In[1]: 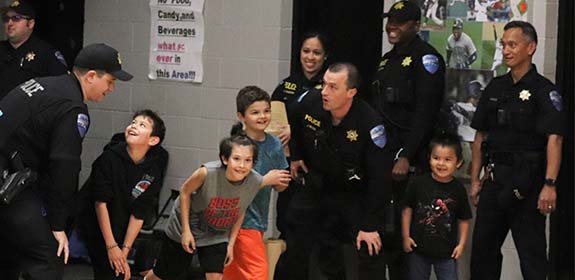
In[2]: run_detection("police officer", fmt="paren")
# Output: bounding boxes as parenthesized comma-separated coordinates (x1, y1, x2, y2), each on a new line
(469, 21, 564, 280)
(290, 62, 390, 279)
(271, 31, 329, 280)
(0, 43, 132, 280)
(370, 1, 445, 279)
(0, 0, 68, 99)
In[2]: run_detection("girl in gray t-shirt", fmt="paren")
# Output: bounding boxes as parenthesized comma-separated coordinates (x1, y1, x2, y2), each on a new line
(146, 134, 290, 280)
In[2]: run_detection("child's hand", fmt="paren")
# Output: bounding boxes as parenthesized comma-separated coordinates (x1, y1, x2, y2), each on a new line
(224, 243, 234, 266)
(451, 244, 465, 259)
(107, 245, 130, 278)
(263, 169, 291, 188)
(181, 230, 196, 254)
(402, 236, 417, 253)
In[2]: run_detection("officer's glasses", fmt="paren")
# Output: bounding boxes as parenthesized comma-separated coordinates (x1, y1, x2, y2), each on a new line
(2, 14, 31, 23)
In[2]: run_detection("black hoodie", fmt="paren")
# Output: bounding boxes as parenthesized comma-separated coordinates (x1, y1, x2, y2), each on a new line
(77, 135, 168, 243)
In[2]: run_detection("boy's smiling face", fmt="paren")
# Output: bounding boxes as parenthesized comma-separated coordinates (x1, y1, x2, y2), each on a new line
(429, 145, 462, 183)
(222, 144, 254, 182)
(237, 100, 271, 135)
(125, 115, 159, 147)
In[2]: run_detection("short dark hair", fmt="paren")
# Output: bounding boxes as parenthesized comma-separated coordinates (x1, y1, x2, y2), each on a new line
(504, 21, 538, 44)
(218, 134, 258, 167)
(300, 31, 330, 57)
(236, 86, 270, 114)
(429, 130, 463, 161)
(133, 109, 166, 144)
(72, 66, 106, 77)
(327, 62, 361, 90)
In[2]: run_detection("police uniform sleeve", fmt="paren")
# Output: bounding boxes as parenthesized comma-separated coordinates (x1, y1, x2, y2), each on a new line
(46, 48, 69, 76)
(287, 91, 309, 162)
(271, 80, 286, 101)
(402, 52, 446, 160)
(361, 115, 393, 231)
(535, 85, 565, 136)
(46, 108, 88, 231)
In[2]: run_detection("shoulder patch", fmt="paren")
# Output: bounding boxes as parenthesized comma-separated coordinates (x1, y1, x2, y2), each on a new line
(549, 90, 562, 111)
(54, 51, 67, 66)
(370, 124, 387, 148)
(422, 54, 439, 74)
(77, 113, 90, 138)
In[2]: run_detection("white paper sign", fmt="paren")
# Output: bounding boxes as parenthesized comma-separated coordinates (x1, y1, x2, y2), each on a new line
(149, 0, 205, 83)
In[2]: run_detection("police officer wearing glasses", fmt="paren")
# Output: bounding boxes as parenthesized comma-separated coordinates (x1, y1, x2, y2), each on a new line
(469, 21, 565, 280)
(0, 43, 132, 280)
(0, 0, 68, 99)
(370, 1, 445, 279)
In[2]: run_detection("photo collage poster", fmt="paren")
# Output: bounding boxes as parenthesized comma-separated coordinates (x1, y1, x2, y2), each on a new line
(412, 0, 530, 178)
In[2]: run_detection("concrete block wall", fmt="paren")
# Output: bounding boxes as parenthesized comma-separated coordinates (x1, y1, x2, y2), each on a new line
(81, 0, 293, 237)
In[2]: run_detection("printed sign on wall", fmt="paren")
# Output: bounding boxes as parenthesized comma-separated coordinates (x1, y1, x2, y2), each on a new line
(149, 0, 205, 83)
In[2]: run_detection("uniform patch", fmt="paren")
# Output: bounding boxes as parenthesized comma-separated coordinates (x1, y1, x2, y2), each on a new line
(422, 54, 439, 74)
(370, 125, 387, 148)
(549, 90, 562, 111)
(77, 113, 90, 138)
(54, 51, 67, 66)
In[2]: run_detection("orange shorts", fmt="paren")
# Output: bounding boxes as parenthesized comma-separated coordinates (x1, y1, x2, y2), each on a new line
(223, 228, 268, 280)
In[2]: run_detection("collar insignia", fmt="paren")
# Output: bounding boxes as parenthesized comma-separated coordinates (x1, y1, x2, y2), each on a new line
(346, 130, 358, 142)
(25, 51, 35, 62)
(402, 56, 412, 67)
(519, 89, 531, 101)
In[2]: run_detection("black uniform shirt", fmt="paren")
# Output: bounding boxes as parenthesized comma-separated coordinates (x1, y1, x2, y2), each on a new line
(371, 36, 445, 162)
(0, 35, 68, 100)
(0, 74, 89, 231)
(471, 65, 565, 151)
(271, 71, 324, 119)
(290, 91, 390, 231)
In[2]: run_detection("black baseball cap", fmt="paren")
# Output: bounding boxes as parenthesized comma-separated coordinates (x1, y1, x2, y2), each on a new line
(74, 43, 133, 81)
(383, 1, 421, 23)
(3, 0, 36, 18)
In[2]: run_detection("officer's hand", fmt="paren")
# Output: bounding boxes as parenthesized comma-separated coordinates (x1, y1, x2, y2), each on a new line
(537, 185, 557, 215)
(392, 157, 410, 181)
(470, 179, 482, 207)
(277, 124, 291, 146)
(356, 230, 382, 256)
(290, 160, 308, 178)
(51, 231, 69, 264)
(402, 236, 417, 253)
(181, 230, 196, 254)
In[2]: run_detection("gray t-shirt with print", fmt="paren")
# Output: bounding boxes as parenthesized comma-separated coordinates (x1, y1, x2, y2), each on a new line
(164, 161, 263, 247)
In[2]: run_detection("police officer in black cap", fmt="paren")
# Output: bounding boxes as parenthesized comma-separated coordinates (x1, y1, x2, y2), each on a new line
(370, 1, 446, 278)
(290, 62, 390, 279)
(0, 0, 68, 100)
(469, 21, 565, 280)
(0, 43, 132, 280)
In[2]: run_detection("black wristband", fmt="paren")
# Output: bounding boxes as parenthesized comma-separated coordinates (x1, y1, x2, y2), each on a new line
(544, 178, 556, 187)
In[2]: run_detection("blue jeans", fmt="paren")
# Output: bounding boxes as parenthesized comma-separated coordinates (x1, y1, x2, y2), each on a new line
(407, 252, 457, 280)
